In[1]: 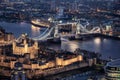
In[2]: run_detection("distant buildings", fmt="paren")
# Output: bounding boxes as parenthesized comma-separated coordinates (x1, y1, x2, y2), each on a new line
(0, 0, 9, 3)
(50, 0, 56, 11)
(72, 0, 79, 12)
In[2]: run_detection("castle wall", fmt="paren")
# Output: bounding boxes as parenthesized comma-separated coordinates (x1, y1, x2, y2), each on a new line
(38, 62, 55, 70)
(0, 54, 83, 70)
(0, 33, 14, 42)
(10, 61, 17, 69)
(58, 55, 83, 66)
(0, 62, 10, 68)
(0, 55, 16, 61)
(5, 34, 14, 41)
(23, 64, 31, 69)
(63, 57, 79, 66)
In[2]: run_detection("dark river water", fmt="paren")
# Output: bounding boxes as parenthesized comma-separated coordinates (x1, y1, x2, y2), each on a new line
(0, 22, 120, 60)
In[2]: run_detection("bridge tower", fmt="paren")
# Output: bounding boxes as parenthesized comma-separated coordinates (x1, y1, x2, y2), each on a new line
(54, 24, 59, 38)
(76, 23, 81, 35)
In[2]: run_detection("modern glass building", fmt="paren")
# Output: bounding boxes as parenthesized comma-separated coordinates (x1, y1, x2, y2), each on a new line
(105, 59, 120, 80)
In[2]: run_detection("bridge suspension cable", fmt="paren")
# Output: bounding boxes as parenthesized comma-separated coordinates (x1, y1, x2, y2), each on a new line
(32, 25, 56, 40)
(76, 21, 101, 34)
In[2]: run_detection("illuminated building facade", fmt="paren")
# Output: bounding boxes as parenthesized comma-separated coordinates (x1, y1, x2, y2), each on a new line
(105, 59, 120, 80)
(12, 34, 39, 59)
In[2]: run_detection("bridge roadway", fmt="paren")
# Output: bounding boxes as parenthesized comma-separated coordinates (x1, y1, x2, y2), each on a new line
(36, 32, 120, 42)
(39, 33, 101, 41)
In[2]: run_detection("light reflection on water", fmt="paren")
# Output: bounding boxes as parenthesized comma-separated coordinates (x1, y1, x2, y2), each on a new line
(0, 22, 120, 60)
(62, 41, 80, 52)
(31, 25, 41, 38)
(60, 38, 120, 60)
(0, 22, 41, 38)
(94, 38, 101, 45)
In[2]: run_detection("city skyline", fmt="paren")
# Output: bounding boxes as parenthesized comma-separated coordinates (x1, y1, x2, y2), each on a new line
(0, 0, 119, 80)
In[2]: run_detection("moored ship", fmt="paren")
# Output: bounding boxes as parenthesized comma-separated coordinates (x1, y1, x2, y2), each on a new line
(31, 19, 51, 28)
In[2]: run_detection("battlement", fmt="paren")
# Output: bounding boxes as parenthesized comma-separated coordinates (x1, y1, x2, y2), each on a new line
(13, 34, 38, 59)
(0, 54, 83, 70)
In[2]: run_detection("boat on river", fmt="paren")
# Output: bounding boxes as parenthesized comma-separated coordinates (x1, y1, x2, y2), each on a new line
(31, 19, 51, 28)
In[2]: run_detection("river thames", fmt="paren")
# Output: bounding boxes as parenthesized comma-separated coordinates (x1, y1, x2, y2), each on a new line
(0, 21, 120, 60)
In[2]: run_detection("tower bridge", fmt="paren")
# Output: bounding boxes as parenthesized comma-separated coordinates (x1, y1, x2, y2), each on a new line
(31, 21, 102, 41)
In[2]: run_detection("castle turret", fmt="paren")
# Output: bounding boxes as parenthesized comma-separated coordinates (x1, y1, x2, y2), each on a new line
(23, 39, 27, 45)
(13, 41, 16, 53)
(12, 34, 39, 59)
(24, 43, 28, 53)
(77, 55, 83, 61)
(56, 57, 63, 66)
(34, 40, 38, 49)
